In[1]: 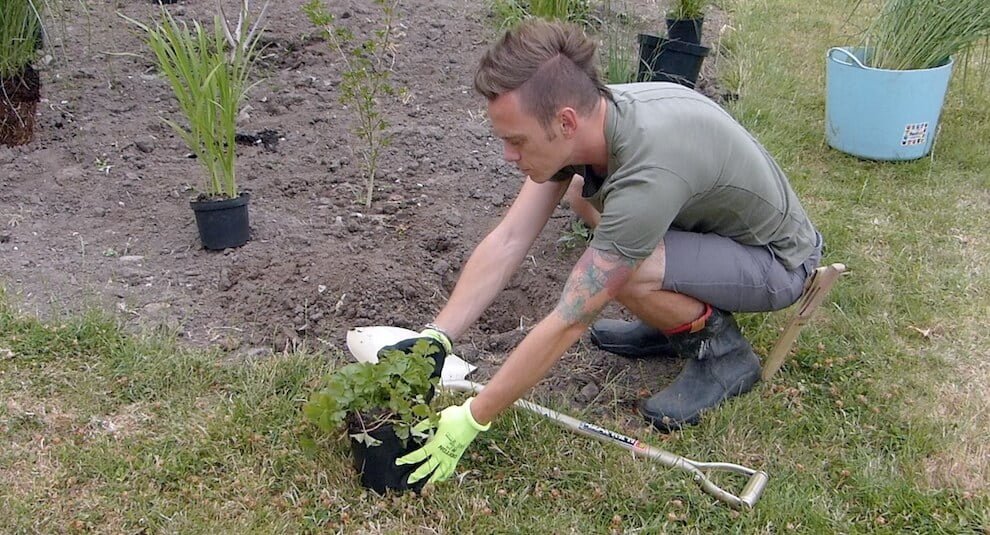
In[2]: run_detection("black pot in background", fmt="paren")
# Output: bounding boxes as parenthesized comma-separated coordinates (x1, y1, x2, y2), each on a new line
(665, 17, 705, 45)
(637, 34, 710, 89)
(350, 421, 428, 495)
(0, 66, 41, 147)
(190, 192, 250, 250)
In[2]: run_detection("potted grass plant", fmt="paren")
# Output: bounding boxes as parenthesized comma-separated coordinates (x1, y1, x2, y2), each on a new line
(826, 0, 990, 160)
(125, 1, 267, 249)
(637, 0, 710, 87)
(665, 0, 707, 45)
(303, 339, 444, 494)
(1, 0, 43, 147)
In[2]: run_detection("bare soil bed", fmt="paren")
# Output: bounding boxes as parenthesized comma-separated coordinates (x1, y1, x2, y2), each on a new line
(0, 0, 728, 416)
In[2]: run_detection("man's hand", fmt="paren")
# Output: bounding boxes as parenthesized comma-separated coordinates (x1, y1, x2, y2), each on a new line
(397, 398, 490, 484)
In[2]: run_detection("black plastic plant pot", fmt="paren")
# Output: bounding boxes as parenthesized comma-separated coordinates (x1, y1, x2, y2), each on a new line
(350, 422, 428, 495)
(190, 192, 250, 250)
(637, 34, 710, 89)
(0, 66, 41, 147)
(665, 17, 704, 45)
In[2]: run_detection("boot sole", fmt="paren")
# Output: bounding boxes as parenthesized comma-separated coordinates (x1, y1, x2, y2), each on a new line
(589, 331, 677, 359)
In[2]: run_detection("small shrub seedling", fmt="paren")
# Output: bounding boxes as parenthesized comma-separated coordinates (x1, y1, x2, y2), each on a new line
(304, 0, 401, 209)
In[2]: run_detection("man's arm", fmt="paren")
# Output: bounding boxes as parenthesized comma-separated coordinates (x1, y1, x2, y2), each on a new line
(432, 177, 570, 339)
(470, 246, 641, 424)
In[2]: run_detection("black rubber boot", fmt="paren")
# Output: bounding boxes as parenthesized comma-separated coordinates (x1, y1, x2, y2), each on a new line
(589, 319, 678, 358)
(639, 308, 761, 432)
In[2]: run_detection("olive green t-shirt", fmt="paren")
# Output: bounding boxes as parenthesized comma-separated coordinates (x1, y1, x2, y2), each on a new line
(556, 83, 816, 270)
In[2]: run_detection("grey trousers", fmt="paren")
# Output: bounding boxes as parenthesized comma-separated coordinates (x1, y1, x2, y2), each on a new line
(661, 230, 823, 313)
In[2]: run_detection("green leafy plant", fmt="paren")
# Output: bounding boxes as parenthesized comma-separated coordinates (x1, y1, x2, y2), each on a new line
(304, 0, 400, 209)
(125, 1, 267, 200)
(303, 339, 440, 446)
(556, 218, 592, 252)
(854, 0, 990, 70)
(0, 0, 41, 80)
(668, 0, 707, 20)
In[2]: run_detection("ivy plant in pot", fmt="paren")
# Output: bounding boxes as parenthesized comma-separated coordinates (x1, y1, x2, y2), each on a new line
(126, 1, 267, 249)
(303, 339, 444, 494)
(0, 0, 43, 147)
(826, 0, 990, 161)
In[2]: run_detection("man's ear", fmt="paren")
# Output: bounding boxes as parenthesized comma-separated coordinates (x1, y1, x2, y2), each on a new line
(559, 107, 579, 138)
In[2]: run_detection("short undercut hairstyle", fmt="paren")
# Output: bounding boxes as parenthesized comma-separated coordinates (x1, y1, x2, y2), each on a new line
(474, 20, 609, 130)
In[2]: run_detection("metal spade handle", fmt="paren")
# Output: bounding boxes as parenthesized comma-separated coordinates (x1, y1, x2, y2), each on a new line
(443, 380, 768, 510)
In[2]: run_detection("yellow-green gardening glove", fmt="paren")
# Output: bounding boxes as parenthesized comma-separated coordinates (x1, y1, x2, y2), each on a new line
(397, 397, 490, 484)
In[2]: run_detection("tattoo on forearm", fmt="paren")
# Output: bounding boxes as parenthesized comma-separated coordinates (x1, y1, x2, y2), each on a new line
(556, 248, 638, 325)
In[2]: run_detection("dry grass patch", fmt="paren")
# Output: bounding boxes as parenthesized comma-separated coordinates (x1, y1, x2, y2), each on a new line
(1, 393, 72, 498)
(922, 192, 990, 494)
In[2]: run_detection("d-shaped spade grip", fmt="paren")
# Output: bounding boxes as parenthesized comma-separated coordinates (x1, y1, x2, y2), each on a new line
(443, 380, 769, 510)
(739, 470, 770, 509)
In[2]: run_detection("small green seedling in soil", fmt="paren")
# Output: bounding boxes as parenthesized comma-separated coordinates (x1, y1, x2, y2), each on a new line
(557, 218, 593, 252)
(94, 155, 112, 175)
(304, 0, 401, 209)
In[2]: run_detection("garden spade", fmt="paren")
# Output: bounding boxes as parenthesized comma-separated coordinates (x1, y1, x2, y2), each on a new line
(346, 326, 769, 510)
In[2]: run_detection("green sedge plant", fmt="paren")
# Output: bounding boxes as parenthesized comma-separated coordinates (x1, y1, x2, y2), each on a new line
(855, 0, 990, 70)
(125, 1, 267, 200)
(668, 0, 707, 20)
(600, 0, 635, 84)
(0, 0, 42, 80)
(529, 0, 592, 23)
(303, 339, 440, 447)
(1, 0, 45, 146)
(489, 0, 594, 31)
(304, 0, 401, 209)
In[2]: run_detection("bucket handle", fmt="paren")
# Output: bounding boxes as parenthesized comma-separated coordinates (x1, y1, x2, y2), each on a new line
(827, 47, 867, 69)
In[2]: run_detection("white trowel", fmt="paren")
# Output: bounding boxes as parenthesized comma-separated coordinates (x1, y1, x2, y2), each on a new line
(345, 325, 477, 383)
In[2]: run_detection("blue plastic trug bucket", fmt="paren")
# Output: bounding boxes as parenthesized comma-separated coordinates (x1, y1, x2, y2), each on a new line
(825, 47, 954, 161)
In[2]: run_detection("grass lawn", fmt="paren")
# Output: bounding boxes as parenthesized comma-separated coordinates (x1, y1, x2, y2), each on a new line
(2, 0, 989, 533)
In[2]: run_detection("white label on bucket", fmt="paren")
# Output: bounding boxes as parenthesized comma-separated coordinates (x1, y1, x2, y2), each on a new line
(901, 123, 928, 146)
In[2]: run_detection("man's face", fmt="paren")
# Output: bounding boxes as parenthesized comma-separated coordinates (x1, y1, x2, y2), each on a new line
(488, 90, 571, 183)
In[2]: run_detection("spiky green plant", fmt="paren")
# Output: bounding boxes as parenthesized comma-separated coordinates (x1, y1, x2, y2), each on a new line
(600, 1, 635, 84)
(858, 0, 990, 70)
(0, 0, 42, 79)
(124, 3, 266, 199)
(529, 0, 592, 22)
(668, 0, 707, 20)
(490, 0, 593, 31)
